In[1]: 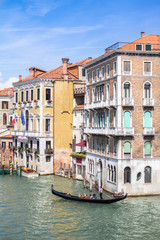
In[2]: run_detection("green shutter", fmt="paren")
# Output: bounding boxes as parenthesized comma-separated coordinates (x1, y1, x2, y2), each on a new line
(124, 111, 131, 127)
(144, 111, 151, 127)
(145, 142, 151, 155)
(124, 142, 131, 153)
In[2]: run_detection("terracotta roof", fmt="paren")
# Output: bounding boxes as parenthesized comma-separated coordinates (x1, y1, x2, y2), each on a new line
(0, 133, 13, 139)
(74, 104, 84, 109)
(68, 58, 92, 68)
(0, 88, 14, 96)
(39, 65, 78, 79)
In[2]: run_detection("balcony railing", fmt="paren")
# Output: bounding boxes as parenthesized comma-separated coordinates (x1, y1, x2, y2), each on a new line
(45, 148, 53, 154)
(110, 98, 117, 107)
(84, 127, 109, 135)
(123, 98, 134, 106)
(110, 127, 134, 136)
(143, 127, 155, 135)
(143, 98, 154, 107)
(124, 153, 131, 159)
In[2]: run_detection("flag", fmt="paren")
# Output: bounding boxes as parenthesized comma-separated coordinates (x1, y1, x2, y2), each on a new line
(12, 109, 15, 125)
(21, 109, 25, 125)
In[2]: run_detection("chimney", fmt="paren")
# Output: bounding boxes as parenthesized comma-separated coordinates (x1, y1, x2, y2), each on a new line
(62, 58, 69, 79)
(141, 32, 145, 38)
(29, 67, 35, 77)
(19, 75, 22, 81)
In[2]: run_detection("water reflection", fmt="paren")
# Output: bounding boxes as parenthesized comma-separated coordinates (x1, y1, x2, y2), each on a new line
(0, 175, 160, 240)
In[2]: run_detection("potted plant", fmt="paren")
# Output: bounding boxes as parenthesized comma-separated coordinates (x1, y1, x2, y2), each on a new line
(12, 103, 16, 105)
(27, 100, 31, 103)
(18, 101, 21, 105)
(34, 99, 38, 103)
(47, 100, 52, 103)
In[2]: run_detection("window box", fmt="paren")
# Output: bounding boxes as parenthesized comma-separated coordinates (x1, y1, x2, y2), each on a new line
(47, 100, 52, 103)
(18, 101, 21, 105)
(45, 148, 53, 154)
(27, 148, 33, 153)
(71, 152, 86, 159)
(18, 147, 23, 154)
(27, 101, 31, 104)
(13, 103, 16, 105)
(34, 100, 38, 103)
(23, 101, 26, 104)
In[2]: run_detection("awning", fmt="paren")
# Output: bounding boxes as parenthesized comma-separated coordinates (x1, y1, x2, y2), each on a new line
(95, 84, 104, 87)
(75, 140, 86, 147)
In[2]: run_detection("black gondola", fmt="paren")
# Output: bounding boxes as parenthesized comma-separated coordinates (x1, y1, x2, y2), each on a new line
(51, 185, 127, 204)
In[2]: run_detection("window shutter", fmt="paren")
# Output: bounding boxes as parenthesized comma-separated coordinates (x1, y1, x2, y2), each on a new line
(124, 142, 131, 153)
(145, 142, 151, 155)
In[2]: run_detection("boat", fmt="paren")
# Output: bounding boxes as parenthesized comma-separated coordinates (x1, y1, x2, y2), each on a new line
(51, 185, 127, 204)
(18, 167, 39, 178)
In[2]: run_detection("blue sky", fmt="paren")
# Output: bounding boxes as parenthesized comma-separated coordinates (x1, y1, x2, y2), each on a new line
(0, 0, 160, 88)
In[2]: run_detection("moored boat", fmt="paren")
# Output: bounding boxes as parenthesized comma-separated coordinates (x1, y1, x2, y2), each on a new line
(18, 167, 39, 178)
(51, 185, 127, 204)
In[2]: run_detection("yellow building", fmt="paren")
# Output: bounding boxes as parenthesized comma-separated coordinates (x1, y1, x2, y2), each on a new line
(12, 57, 92, 174)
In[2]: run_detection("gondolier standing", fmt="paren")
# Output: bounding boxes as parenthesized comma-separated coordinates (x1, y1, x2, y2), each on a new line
(99, 186, 103, 199)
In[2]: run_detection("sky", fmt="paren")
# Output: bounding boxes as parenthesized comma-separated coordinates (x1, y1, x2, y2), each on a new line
(0, 0, 160, 89)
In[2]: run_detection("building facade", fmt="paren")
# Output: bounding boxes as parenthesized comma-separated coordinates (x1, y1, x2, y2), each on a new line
(84, 32, 160, 195)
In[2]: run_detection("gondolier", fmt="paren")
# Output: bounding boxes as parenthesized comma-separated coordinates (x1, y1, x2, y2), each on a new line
(99, 186, 103, 199)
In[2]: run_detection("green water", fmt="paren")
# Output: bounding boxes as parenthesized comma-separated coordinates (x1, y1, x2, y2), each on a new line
(0, 175, 160, 240)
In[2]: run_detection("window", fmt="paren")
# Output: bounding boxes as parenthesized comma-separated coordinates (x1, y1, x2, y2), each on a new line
(124, 141, 131, 159)
(114, 82, 117, 99)
(114, 140, 117, 155)
(37, 141, 39, 150)
(106, 64, 110, 78)
(113, 61, 117, 75)
(2, 101, 8, 109)
(108, 164, 110, 181)
(37, 119, 40, 132)
(144, 141, 151, 157)
(30, 140, 33, 149)
(124, 82, 131, 98)
(144, 166, 151, 183)
(111, 165, 113, 181)
(144, 82, 151, 98)
(9, 142, 12, 149)
(102, 140, 105, 153)
(96, 69, 100, 81)
(114, 166, 116, 183)
(15, 139, 17, 147)
(26, 90, 28, 101)
(45, 119, 50, 131)
(93, 139, 95, 151)
(101, 67, 105, 80)
(2, 142, 6, 149)
(107, 85, 110, 100)
(144, 62, 151, 76)
(3, 113, 7, 125)
(123, 111, 131, 128)
(30, 119, 33, 131)
(136, 44, 142, 50)
(78, 165, 82, 175)
(15, 92, 18, 103)
(46, 156, 51, 162)
(144, 111, 151, 128)
(46, 88, 50, 100)
(123, 61, 131, 75)
(92, 71, 95, 82)
(31, 89, 33, 101)
(37, 88, 40, 100)
(25, 110, 29, 131)
(92, 89, 95, 102)
(106, 138, 110, 154)
(87, 73, 89, 83)
(145, 44, 152, 51)
(124, 167, 131, 183)
(82, 68, 85, 77)
(21, 91, 24, 102)
(46, 141, 51, 149)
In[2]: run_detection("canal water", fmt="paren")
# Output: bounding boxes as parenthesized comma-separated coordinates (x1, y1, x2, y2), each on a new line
(0, 175, 160, 240)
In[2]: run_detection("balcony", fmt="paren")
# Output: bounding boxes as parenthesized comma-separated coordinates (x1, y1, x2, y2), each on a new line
(143, 98, 154, 107)
(124, 153, 131, 159)
(110, 127, 134, 136)
(143, 127, 155, 136)
(12, 130, 41, 138)
(84, 127, 109, 135)
(123, 98, 134, 107)
(45, 148, 53, 154)
(93, 100, 109, 109)
(45, 100, 53, 107)
(110, 98, 117, 108)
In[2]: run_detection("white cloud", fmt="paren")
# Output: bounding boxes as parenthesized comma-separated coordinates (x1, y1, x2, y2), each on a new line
(0, 76, 18, 90)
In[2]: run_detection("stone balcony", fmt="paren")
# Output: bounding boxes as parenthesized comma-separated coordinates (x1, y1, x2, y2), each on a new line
(143, 98, 154, 107)
(123, 98, 134, 107)
(143, 127, 155, 136)
(109, 127, 134, 136)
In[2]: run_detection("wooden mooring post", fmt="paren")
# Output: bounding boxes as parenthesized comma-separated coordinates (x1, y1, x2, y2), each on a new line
(2, 162, 5, 175)
(20, 164, 22, 177)
(68, 164, 70, 179)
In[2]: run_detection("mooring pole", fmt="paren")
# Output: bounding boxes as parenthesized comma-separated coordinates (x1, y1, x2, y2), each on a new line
(20, 164, 22, 177)
(2, 162, 5, 175)
(68, 164, 70, 179)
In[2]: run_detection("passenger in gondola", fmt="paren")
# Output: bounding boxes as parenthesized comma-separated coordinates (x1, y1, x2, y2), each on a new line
(92, 194, 97, 199)
(89, 194, 93, 199)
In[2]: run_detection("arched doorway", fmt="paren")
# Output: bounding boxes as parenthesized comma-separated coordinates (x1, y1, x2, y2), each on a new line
(98, 160, 103, 187)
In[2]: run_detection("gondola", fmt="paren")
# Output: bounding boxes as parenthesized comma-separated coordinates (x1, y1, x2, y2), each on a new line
(51, 185, 127, 204)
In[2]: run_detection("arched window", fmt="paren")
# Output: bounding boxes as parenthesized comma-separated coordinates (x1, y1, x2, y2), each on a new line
(144, 166, 151, 183)
(108, 164, 110, 181)
(111, 165, 113, 181)
(124, 82, 131, 98)
(92, 89, 95, 102)
(3, 113, 7, 125)
(144, 141, 151, 157)
(106, 85, 110, 100)
(87, 90, 90, 104)
(124, 167, 131, 183)
(124, 141, 131, 158)
(144, 82, 151, 98)
(144, 111, 151, 128)
(114, 82, 117, 99)
(123, 111, 131, 128)
(114, 166, 116, 183)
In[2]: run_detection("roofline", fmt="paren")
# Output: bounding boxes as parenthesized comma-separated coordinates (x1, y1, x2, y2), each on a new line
(84, 50, 160, 68)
